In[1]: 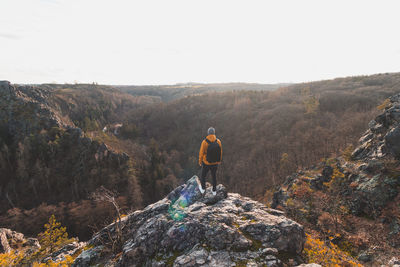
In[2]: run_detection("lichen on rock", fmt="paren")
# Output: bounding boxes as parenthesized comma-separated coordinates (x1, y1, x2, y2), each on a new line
(72, 176, 305, 266)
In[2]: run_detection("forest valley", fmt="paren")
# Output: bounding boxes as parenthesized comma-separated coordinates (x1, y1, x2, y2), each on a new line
(0, 73, 400, 266)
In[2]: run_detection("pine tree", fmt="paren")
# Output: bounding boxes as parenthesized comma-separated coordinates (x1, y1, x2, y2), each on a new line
(37, 215, 69, 254)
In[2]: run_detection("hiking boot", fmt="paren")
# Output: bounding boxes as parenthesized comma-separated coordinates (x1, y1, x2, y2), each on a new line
(195, 176, 205, 194)
(198, 184, 205, 194)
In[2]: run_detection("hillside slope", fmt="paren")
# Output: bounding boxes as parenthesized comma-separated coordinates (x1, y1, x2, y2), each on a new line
(117, 82, 288, 102)
(124, 72, 400, 198)
(271, 93, 400, 266)
(0, 81, 145, 239)
(1, 72, 400, 244)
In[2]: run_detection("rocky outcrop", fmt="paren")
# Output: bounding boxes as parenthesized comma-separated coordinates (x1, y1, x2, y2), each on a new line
(0, 228, 40, 254)
(72, 176, 306, 267)
(0, 81, 132, 215)
(271, 94, 400, 266)
(43, 241, 86, 263)
(388, 257, 400, 266)
(0, 81, 127, 162)
(273, 94, 400, 216)
(347, 95, 400, 216)
(0, 81, 66, 142)
(352, 93, 400, 160)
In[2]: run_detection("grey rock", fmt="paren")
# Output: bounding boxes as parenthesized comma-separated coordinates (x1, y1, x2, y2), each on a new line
(271, 189, 288, 209)
(371, 123, 386, 134)
(0, 229, 12, 253)
(265, 208, 285, 217)
(368, 120, 377, 129)
(262, 247, 278, 256)
(364, 160, 384, 173)
(388, 108, 400, 123)
(73, 176, 305, 266)
(0, 228, 38, 254)
(207, 251, 232, 267)
(389, 257, 400, 266)
(350, 173, 399, 217)
(359, 131, 374, 144)
(72, 245, 104, 267)
(321, 166, 333, 181)
(358, 251, 373, 262)
(0, 80, 10, 90)
(352, 94, 400, 160)
(23, 238, 41, 255)
(385, 126, 400, 156)
(173, 245, 209, 266)
(44, 241, 85, 263)
(242, 202, 254, 212)
(390, 93, 400, 103)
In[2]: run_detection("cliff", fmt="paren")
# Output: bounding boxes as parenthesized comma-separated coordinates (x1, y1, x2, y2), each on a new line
(72, 176, 305, 266)
(0, 81, 140, 239)
(272, 94, 400, 265)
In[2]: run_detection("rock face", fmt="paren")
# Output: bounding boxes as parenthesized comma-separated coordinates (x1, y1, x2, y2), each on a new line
(271, 94, 400, 266)
(0, 81, 66, 142)
(0, 81, 127, 161)
(273, 95, 400, 217)
(352, 93, 400, 160)
(43, 241, 86, 263)
(0, 82, 132, 216)
(73, 176, 306, 267)
(0, 228, 40, 254)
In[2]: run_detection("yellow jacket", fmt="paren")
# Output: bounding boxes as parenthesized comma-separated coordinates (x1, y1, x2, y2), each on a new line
(199, 134, 222, 166)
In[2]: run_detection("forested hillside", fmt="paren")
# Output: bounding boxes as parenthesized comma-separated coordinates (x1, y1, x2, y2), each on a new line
(1, 72, 400, 242)
(117, 82, 288, 102)
(0, 83, 150, 240)
(124, 73, 400, 198)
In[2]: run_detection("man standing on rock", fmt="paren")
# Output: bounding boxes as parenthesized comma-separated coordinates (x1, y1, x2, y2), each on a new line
(198, 127, 222, 195)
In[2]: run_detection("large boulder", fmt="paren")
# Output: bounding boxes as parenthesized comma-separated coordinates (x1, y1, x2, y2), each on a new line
(43, 241, 86, 263)
(0, 228, 40, 254)
(385, 126, 400, 156)
(73, 176, 306, 267)
(352, 93, 400, 160)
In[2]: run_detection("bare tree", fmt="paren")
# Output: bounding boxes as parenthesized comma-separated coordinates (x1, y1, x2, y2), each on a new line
(90, 186, 123, 253)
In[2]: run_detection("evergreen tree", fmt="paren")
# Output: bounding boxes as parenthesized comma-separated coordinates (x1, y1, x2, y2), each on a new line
(37, 215, 69, 254)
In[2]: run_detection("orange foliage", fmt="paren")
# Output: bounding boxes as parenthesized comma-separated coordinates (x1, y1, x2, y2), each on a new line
(303, 234, 362, 267)
(292, 181, 314, 201)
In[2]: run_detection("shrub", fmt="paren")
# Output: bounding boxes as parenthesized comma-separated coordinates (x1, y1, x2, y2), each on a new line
(377, 98, 391, 110)
(0, 251, 24, 266)
(323, 167, 345, 192)
(303, 233, 362, 266)
(292, 181, 314, 201)
(0, 216, 75, 267)
(37, 215, 70, 254)
(342, 145, 354, 161)
(317, 212, 335, 233)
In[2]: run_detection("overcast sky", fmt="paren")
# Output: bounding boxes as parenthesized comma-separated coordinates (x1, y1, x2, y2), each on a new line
(1, 0, 400, 85)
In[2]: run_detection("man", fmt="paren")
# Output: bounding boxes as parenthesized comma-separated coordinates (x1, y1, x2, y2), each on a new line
(198, 127, 222, 195)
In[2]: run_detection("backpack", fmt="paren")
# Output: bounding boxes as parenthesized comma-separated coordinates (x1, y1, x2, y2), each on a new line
(205, 138, 221, 163)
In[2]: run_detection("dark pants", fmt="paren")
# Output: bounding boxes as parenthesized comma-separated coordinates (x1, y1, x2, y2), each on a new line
(201, 164, 218, 191)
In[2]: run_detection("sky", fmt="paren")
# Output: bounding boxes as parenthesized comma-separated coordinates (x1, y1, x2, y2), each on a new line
(1, 0, 400, 85)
